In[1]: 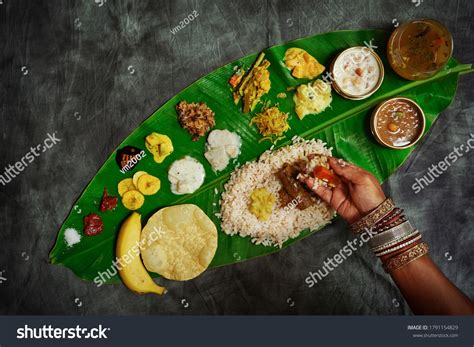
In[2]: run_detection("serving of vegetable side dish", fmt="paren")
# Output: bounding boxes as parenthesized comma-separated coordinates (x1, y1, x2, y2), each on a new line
(49, 22, 472, 296)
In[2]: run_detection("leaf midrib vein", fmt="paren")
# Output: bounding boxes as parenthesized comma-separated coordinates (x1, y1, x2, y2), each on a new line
(54, 63, 472, 267)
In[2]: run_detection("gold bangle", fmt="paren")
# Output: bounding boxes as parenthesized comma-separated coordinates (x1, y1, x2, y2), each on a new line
(383, 242, 429, 273)
(350, 198, 394, 234)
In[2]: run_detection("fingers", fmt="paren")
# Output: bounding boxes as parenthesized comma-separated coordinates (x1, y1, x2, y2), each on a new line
(298, 175, 313, 188)
(313, 185, 333, 204)
(328, 157, 371, 185)
(297, 175, 333, 204)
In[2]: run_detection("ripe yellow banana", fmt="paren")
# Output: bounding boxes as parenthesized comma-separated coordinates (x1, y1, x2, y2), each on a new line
(116, 212, 166, 295)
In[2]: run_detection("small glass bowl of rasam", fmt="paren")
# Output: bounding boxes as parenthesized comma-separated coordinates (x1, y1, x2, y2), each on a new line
(371, 97, 426, 149)
(387, 19, 453, 80)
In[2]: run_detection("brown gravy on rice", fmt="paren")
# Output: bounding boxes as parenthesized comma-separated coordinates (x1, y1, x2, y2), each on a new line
(220, 138, 335, 248)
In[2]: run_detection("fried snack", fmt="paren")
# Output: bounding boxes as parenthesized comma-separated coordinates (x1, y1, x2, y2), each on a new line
(118, 178, 136, 197)
(137, 174, 161, 195)
(141, 204, 218, 281)
(121, 190, 145, 210)
(132, 171, 147, 187)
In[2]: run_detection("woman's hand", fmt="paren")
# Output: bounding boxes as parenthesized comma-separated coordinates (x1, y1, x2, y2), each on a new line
(301, 157, 386, 224)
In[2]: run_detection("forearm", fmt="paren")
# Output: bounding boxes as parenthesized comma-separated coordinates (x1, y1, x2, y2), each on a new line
(311, 160, 474, 315)
(350, 197, 474, 315)
(386, 255, 474, 315)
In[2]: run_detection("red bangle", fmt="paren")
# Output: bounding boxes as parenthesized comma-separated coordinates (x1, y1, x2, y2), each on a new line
(373, 208, 404, 233)
(375, 215, 408, 234)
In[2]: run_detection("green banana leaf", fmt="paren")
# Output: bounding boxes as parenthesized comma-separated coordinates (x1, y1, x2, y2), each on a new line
(49, 29, 472, 284)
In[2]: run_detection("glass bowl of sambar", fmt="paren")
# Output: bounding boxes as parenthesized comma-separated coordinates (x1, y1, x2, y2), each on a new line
(387, 19, 453, 80)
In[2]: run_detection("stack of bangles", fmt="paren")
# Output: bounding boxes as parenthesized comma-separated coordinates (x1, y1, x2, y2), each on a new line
(350, 198, 429, 273)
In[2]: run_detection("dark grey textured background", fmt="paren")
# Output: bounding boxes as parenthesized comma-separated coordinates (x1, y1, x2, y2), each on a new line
(0, 0, 472, 315)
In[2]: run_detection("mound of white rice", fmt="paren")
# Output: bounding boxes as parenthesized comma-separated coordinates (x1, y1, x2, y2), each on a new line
(220, 137, 336, 247)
